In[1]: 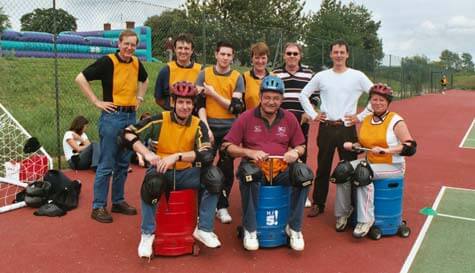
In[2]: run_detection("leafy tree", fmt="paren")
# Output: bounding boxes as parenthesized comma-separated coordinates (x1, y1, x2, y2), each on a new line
(144, 9, 195, 59)
(0, 6, 11, 32)
(184, 0, 306, 66)
(401, 55, 430, 94)
(304, 0, 383, 71)
(439, 49, 461, 71)
(461, 52, 474, 72)
(20, 8, 77, 34)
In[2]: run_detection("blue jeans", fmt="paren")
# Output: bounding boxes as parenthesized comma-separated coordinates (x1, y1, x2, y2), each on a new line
(141, 167, 218, 235)
(92, 111, 136, 209)
(239, 167, 309, 232)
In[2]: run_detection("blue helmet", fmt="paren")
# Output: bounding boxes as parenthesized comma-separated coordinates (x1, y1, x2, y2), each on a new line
(260, 75, 284, 95)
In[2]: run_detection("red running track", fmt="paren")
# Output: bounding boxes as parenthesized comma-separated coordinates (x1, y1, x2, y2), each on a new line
(1, 90, 474, 273)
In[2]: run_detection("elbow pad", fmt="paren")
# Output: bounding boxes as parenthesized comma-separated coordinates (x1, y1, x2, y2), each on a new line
(310, 95, 321, 108)
(195, 148, 215, 168)
(228, 97, 244, 115)
(400, 140, 417, 157)
(119, 129, 140, 150)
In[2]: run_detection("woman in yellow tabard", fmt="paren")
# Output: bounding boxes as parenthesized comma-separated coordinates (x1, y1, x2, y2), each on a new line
(337, 83, 417, 238)
(242, 42, 271, 110)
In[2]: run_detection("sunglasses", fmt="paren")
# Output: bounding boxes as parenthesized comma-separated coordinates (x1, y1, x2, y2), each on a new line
(285, 51, 299, 56)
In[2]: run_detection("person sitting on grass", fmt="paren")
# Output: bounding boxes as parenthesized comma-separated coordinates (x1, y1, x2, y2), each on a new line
(62, 115, 100, 170)
(338, 83, 416, 238)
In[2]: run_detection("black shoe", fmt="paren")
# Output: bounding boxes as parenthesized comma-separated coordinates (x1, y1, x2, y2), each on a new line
(111, 201, 137, 215)
(91, 207, 113, 223)
(307, 205, 324, 217)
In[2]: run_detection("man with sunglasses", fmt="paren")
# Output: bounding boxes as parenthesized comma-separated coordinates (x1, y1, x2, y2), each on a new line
(273, 42, 318, 208)
(299, 40, 373, 228)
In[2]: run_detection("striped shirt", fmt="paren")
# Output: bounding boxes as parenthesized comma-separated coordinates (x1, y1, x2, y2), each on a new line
(272, 65, 318, 121)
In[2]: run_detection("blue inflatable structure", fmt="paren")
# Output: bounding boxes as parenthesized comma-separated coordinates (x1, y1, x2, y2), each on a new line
(0, 26, 153, 62)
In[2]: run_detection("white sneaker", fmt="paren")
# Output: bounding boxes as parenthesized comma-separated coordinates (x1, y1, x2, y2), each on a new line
(193, 227, 221, 248)
(305, 197, 312, 208)
(138, 233, 155, 258)
(335, 207, 353, 232)
(216, 208, 232, 224)
(353, 221, 374, 238)
(243, 229, 259, 251)
(285, 225, 305, 251)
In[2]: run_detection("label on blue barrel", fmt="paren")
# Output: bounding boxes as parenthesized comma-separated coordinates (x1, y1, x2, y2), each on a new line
(266, 210, 279, 226)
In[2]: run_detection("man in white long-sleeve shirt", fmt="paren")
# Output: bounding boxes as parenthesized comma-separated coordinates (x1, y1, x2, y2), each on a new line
(298, 40, 372, 231)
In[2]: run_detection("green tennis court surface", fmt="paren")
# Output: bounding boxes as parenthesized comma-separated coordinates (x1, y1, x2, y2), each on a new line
(402, 187, 475, 273)
(459, 119, 475, 148)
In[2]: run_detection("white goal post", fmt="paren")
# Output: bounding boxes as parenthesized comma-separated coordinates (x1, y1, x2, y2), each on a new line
(0, 103, 53, 213)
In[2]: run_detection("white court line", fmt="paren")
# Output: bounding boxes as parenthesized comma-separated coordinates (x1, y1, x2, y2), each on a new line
(436, 213, 475, 222)
(445, 186, 475, 192)
(399, 186, 447, 273)
(459, 118, 475, 148)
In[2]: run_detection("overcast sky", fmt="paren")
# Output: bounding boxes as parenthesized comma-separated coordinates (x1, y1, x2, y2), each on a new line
(2, 0, 474, 60)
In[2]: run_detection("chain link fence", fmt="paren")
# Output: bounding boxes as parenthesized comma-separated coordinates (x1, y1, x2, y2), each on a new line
(0, 0, 455, 167)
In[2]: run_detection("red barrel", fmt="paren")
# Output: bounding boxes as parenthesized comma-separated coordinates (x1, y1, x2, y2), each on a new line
(153, 189, 198, 256)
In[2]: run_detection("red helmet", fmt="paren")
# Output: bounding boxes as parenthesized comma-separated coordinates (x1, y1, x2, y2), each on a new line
(171, 81, 197, 98)
(369, 83, 393, 102)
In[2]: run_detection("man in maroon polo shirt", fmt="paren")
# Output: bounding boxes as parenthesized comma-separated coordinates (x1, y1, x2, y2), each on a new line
(222, 75, 311, 251)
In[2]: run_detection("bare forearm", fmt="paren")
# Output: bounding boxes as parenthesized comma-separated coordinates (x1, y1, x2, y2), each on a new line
(137, 79, 149, 99)
(75, 73, 99, 105)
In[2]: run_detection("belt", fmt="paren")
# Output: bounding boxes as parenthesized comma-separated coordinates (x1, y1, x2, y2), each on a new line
(116, 106, 136, 113)
(322, 120, 344, 126)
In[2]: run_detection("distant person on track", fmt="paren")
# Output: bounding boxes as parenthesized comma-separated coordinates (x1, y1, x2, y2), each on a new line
(339, 83, 416, 238)
(440, 74, 448, 95)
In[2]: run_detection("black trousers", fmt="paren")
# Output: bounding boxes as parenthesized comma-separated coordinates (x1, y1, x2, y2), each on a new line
(312, 123, 357, 209)
(300, 122, 310, 163)
(210, 126, 235, 210)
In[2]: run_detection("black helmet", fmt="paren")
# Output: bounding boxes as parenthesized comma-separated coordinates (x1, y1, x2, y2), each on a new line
(353, 160, 374, 187)
(330, 160, 354, 184)
(289, 162, 314, 187)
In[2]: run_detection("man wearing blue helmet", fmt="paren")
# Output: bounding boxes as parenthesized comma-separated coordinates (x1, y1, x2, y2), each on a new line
(222, 75, 311, 251)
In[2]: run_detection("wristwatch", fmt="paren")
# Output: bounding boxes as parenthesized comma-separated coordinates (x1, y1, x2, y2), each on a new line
(178, 153, 183, 161)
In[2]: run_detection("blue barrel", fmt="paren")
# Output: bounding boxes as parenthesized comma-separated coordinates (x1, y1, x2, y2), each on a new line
(374, 177, 404, 235)
(256, 185, 290, 248)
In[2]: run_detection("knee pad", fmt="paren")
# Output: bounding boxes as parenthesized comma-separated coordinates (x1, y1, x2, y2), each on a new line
(330, 160, 354, 184)
(141, 173, 168, 205)
(201, 166, 224, 194)
(352, 160, 374, 187)
(289, 162, 314, 187)
(236, 160, 262, 183)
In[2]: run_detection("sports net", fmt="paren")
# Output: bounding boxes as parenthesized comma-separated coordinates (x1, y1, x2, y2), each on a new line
(0, 103, 53, 213)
